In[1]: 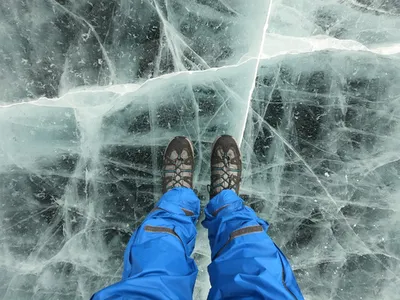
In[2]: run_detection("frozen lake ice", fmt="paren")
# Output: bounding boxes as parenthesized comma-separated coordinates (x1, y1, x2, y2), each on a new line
(1, 0, 400, 299)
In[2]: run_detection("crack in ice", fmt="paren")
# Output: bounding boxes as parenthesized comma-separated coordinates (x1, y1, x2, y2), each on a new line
(237, 0, 274, 147)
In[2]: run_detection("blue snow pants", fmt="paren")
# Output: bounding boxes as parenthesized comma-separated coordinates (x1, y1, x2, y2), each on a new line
(91, 188, 304, 300)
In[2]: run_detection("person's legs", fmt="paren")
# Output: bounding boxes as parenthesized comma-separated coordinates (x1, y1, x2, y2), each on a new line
(203, 190, 304, 300)
(203, 135, 304, 300)
(92, 137, 199, 300)
(92, 187, 200, 300)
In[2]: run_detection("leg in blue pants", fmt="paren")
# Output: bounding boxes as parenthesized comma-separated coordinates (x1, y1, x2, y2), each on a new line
(92, 187, 304, 299)
(91, 187, 200, 300)
(203, 189, 304, 300)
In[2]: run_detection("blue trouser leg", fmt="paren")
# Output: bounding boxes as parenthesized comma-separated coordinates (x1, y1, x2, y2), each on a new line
(91, 187, 200, 300)
(202, 190, 304, 300)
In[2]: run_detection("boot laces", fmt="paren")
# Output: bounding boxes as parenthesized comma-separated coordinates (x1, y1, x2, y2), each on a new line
(208, 152, 234, 194)
(165, 155, 189, 187)
(221, 153, 234, 188)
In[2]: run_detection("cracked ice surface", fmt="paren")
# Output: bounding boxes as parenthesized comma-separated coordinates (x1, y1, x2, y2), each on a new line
(1, 0, 400, 299)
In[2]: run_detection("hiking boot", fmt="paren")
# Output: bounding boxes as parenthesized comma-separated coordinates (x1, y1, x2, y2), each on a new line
(209, 135, 242, 199)
(162, 136, 194, 194)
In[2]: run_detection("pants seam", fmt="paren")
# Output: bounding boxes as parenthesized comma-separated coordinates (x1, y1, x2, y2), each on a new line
(212, 225, 264, 260)
(144, 225, 184, 245)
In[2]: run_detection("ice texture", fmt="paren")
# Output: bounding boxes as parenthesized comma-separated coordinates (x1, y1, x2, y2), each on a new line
(1, 0, 400, 299)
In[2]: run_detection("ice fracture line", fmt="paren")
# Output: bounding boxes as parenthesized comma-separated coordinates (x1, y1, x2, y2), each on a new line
(238, 0, 273, 147)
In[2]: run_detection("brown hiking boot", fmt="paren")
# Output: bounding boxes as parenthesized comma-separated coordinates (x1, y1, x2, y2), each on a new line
(162, 136, 194, 194)
(209, 135, 242, 199)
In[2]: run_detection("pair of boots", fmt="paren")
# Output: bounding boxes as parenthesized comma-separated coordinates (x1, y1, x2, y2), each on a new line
(162, 135, 241, 199)
(91, 136, 304, 300)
